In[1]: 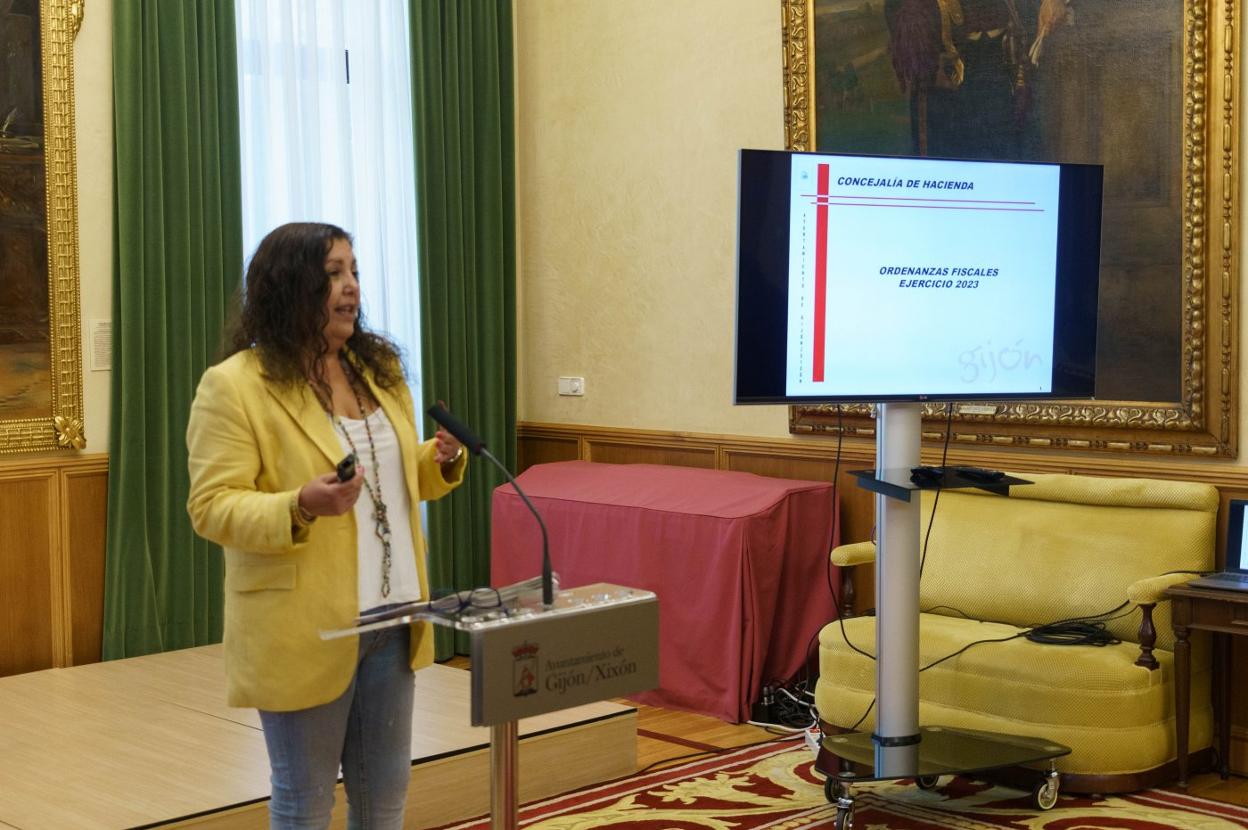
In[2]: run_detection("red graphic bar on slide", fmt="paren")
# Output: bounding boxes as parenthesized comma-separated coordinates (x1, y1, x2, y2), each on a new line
(813, 164, 829, 382)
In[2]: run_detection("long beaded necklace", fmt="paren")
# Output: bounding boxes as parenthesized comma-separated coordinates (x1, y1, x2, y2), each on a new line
(318, 355, 393, 597)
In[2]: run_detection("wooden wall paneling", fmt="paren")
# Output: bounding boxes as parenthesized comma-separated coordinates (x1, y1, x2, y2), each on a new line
(722, 447, 847, 480)
(0, 470, 57, 675)
(517, 435, 579, 473)
(62, 461, 108, 665)
(584, 439, 716, 468)
(722, 448, 873, 537)
(0, 454, 108, 678)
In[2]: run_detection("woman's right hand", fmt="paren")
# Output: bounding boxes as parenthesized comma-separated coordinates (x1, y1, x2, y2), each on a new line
(297, 469, 364, 516)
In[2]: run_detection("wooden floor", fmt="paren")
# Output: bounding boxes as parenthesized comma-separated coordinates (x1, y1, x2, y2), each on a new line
(1183, 769, 1248, 806)
(0, 646, 636, 829)
(5, 650, 1243, 828)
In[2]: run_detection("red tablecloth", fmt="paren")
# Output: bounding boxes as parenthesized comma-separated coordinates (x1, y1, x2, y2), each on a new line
(490, 461, 839, 722)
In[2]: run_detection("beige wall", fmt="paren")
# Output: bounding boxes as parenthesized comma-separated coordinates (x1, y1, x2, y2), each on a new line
(513, 0, 1248, 461)
(514, 0, 787, 437)
(75, 0, 113, 452)
(69, 1, 1247, 458)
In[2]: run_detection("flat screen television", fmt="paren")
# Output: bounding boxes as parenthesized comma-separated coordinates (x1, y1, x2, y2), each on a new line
(734, 149, 1104, 404)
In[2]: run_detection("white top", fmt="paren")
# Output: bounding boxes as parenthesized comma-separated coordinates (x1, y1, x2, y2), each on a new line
(335, 407, 423, 612)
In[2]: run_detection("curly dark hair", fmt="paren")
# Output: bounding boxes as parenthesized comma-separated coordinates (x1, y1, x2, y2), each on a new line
(224, 222, 405, 392)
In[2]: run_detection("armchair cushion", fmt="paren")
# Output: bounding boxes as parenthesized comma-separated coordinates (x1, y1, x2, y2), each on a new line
(817, 615, 1213, 775)
(830, 540, 876, 568)
(816, 472, 1218, 783)
(1128, 572, 1202, 606)
(914, 474, 1216, 650)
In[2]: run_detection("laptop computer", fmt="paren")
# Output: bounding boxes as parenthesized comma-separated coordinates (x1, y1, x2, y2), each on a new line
(1186, 498, 1248, 592)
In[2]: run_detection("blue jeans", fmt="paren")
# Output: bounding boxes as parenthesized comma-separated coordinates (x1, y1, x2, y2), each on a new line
(258, 624, 414, 829)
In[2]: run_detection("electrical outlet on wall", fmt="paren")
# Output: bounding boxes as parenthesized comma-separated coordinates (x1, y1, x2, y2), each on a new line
(558, 376, 585, 396)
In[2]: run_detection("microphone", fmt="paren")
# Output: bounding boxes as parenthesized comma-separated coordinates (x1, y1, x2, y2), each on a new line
(427, 404, 555, 608)
(426, 403, 485, 455)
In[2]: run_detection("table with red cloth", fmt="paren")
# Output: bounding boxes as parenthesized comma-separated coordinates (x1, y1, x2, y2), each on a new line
(489, 460, 839, 723)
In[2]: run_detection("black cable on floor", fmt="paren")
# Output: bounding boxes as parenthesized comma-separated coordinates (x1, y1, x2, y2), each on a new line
(634, 731, 802, 775)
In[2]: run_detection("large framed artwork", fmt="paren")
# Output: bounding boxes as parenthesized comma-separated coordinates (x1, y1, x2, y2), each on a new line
(782, 0, 1241, 456)
(0, 0, 85, 453)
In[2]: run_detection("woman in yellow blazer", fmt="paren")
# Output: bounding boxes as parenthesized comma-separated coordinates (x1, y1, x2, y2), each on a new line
(187, 222, 465, 829)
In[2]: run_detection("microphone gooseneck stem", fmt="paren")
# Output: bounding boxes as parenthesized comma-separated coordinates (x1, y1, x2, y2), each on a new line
(481, 447, 553, 608)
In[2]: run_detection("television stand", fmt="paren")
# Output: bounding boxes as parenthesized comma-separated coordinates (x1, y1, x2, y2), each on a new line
(815, 403, 1069, 829)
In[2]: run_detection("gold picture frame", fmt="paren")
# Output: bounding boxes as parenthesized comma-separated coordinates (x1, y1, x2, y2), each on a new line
(782, 0, 1240, 457)
(0, 0, 84, 453)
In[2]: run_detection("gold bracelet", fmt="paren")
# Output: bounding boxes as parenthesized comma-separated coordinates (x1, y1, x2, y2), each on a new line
(290, 492, 316, 528)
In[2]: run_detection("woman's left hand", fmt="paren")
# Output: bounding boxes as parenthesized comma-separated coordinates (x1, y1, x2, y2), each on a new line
(434, 428, 464, 465)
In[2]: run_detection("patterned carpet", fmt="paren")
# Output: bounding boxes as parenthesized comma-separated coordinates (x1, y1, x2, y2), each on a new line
(435, 740, 1248, 829)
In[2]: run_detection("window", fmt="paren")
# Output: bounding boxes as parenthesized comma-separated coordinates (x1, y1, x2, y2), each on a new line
(236, 0, 422, 405)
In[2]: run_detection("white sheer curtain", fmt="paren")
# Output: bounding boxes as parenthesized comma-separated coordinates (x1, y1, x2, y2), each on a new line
(235, 0, 423, 408)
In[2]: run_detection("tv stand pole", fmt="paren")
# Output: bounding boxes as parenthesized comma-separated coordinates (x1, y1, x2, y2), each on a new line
(874, 403, 921, 749)
(818, 406, 1069, 829)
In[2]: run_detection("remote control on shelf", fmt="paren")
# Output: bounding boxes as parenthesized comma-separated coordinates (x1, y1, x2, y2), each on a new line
(954, 466, 1005, 483)
(910, 465, 945, 485)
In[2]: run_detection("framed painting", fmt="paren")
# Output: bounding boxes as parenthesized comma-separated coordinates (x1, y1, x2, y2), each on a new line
(0, 0, 84, 453)
(782, 0, 1240, 456)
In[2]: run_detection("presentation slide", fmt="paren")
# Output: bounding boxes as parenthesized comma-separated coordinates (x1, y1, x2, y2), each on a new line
(1237, 508, 1248, 570)
(784, 154, 1061, 398)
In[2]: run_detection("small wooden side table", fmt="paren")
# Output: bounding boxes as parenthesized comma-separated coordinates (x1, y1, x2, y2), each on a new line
(1167, 583, 1243, 788)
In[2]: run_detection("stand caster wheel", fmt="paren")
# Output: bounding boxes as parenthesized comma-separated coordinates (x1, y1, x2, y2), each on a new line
(823, 777, 847, 803)
(1032, 772, 1060, 810)
(834, 804, 854, 829)
(916, 774, 940, 790)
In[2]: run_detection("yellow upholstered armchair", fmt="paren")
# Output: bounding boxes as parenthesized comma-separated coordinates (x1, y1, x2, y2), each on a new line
(815, 472, 1218, 793)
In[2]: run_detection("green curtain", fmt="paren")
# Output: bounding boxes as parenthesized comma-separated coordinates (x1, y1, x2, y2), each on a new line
(103, 1, 243, 659)
(411, 0, 517, 657)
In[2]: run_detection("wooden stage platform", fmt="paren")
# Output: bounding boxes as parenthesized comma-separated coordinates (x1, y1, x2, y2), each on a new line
(0, 644, 637, 829)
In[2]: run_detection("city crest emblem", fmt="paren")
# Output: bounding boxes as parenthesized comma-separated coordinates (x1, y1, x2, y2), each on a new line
(512, 642, 538, 697)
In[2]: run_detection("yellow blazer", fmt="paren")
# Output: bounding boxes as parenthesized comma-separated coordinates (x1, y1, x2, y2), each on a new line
(186, 350, 465, 711)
